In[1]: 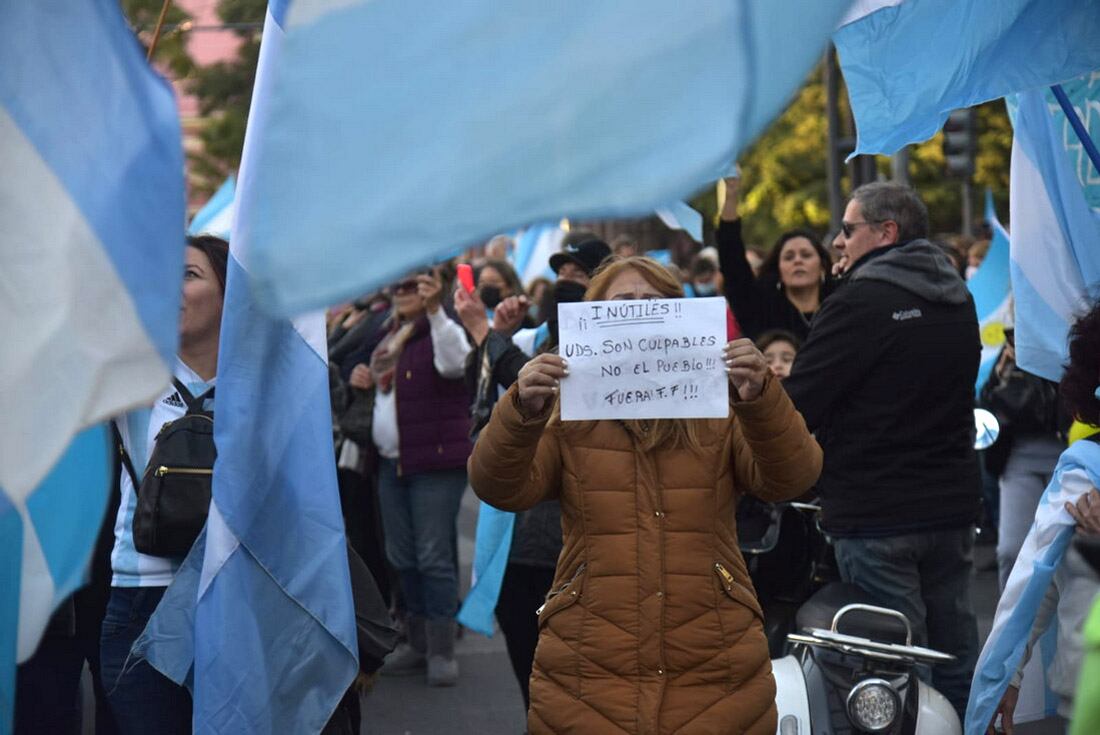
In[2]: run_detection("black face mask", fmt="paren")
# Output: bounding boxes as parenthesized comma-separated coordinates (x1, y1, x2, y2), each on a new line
(551, 279, 588, 305)
(478, 285, 503, 310)
(545, 279, 588, 346)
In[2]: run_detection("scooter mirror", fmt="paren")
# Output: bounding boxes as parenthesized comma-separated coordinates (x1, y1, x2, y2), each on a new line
(974, 408, 1000, 450)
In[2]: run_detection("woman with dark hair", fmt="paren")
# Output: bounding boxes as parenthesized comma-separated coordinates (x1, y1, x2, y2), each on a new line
(99, 235, 229, 734)
(983, 301, 1100, 734)
(717, 175, 835, 341)
(474, 258, 525, 311)
(469, 255, 822, 734)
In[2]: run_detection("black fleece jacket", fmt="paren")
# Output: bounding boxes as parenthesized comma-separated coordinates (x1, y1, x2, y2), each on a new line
(784, 240, 982, 537)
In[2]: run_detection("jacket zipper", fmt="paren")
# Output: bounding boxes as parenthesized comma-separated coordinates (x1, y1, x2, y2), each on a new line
(714, 561, 735, 591)
(536, 563, 586, 615)
(153, 466, 213, 478)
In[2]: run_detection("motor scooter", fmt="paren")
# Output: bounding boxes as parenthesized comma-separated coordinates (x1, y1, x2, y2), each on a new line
(766, 409, 1000, 733)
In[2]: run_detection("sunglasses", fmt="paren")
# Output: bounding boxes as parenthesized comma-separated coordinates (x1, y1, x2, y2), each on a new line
(394, 279, 420, 295)
(840, 220, 887, 238)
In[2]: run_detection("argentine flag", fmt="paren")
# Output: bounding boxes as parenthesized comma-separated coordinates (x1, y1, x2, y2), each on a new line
(1008, 75, 1100, 383)
(965, 439, 1100, 733)
(188, 175, 236, 240)
(136, 3, 359, 732)
(834, 0, 1100, 157)
(970, 191, 1012, 393)
(238, 0, 853, 316)
(0, 0, 183, 723)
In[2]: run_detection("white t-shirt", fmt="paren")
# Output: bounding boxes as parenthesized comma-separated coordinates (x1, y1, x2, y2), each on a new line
(110, 359, 214, 587)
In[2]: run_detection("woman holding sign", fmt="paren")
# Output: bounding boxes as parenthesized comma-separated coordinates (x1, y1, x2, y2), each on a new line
(469, 256, 822, 734)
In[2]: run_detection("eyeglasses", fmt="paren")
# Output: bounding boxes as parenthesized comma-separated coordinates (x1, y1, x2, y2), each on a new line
(394, 279, 419, 295)
(840, 220, 883, 238)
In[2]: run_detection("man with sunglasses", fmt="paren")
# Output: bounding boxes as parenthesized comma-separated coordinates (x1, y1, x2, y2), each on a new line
(783, 182, 982, 722)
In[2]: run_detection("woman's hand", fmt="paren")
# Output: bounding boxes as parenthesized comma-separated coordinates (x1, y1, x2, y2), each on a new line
(517, 354, 568, 417)
(493, 295, 529, 337)
(986, 684, 1018, 734)
(418, 272, 444, 314)
(453, 285, 490, 345)
(1067, 488, 1100, 535)
(349, 363, 373, 390)
(724, 338, 768, 401)
(720, 174, 741, 221)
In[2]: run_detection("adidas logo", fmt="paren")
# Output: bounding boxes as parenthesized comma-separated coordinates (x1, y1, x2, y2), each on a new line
(163, 392, 184, 408)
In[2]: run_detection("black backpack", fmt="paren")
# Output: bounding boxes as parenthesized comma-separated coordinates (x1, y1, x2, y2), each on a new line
(119, 378, 216, 558)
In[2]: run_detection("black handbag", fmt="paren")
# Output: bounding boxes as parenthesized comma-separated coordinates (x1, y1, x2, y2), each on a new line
(981, 361, 1059, 435)
(119, 379, 215, 557)
(337, 387, 375, 446)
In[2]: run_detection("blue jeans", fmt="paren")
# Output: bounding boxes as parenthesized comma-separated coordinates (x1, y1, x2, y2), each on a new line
(833, 527, 978, 722)
(100, 587, 191, 735)
(376, 459, 466, 620)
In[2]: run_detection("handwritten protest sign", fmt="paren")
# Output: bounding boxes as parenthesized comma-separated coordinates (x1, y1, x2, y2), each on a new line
(558, 297, 729, 421)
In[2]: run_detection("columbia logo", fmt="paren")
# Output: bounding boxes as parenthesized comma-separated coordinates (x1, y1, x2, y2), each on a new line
(893, 308, 923, 321)
(163, 392, 184, 408)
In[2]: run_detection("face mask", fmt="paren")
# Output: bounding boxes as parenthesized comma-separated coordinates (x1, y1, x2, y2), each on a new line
(693, 282, 717, 296)
(478, 285, 503, 309)
(552, 279, 588, 305)
(965, 265, 979, 280)
(545, 279, 588, 346)
(528, 303, 541, 321)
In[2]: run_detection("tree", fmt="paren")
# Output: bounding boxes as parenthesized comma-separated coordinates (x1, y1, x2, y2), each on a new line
(122, 0, 195, 80)
(692, 65, 1012, 249)
(186, 0, 266, 191)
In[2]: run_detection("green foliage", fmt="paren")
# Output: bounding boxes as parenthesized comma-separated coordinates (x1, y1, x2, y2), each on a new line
(700, 66, 1012, 249)
(187, 0, 265, 192)
(122, 0, 194, 79)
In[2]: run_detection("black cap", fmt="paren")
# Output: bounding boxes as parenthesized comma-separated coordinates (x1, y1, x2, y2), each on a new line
(549, 238, 612, 277)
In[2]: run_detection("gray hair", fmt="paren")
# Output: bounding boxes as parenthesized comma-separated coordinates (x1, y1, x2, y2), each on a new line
(851, 182, 929, 243)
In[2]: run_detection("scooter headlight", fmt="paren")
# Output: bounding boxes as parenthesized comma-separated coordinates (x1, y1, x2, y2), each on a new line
(846, 678, 900, 732)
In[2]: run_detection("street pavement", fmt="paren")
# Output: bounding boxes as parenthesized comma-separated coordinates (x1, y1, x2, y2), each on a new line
(361, 496, 1010, 735)
(361, 488, 527, 735)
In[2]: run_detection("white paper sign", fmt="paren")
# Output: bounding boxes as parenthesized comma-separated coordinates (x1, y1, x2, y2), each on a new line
(558, 297, 729, 420)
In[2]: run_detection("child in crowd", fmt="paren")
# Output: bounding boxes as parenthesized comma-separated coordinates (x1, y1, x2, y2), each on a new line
(756, 329, 800, 381)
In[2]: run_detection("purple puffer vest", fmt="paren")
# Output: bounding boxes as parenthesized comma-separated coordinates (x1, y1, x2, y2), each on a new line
(393, 316, 473, 475)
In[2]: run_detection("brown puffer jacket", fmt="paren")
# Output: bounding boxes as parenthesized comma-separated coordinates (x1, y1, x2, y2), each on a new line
(469, 376, 822, 734)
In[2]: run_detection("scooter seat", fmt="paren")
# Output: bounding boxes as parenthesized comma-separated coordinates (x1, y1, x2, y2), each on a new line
(795, 582, 911, 645)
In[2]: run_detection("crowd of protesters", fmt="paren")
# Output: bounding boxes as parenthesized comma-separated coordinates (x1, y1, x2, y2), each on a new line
(14, 175, 1100, 735)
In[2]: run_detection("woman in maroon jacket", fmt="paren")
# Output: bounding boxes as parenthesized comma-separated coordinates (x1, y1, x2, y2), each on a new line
(368, 270, 472, 686)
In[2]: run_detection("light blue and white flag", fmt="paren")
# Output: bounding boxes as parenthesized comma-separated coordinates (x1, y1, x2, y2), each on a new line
(965, 438, 1100, 734)
(1008, 74, 1100, 382)
(241, 0, 852, 316)
(656, 201, 704, 244)
(970, 190, 1012, 393)
(834, 0, 1100, 157)
(0, 1, 183, 724)
(457, 505, 515, 637)
(137, 4, 359, 732)
(514, 222, 566, 286)
(188, 175, 236, 240)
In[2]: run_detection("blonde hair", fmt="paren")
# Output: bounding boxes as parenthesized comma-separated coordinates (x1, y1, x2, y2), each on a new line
(555, 256, 710, 454)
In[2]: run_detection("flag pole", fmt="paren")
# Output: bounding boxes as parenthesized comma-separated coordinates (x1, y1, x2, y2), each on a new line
(146, 0, 173, 62)
(1051, 84, 1100, 177)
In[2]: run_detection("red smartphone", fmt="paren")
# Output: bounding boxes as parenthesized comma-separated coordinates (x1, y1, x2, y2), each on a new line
(457, 263, 475, 294)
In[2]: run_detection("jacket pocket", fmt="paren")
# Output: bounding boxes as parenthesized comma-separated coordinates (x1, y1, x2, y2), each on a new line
(536, 563, 586, 628)
(713, 561, 769, 692)
(534, 563, 586, 700)
(713, 561, 764, 622)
